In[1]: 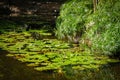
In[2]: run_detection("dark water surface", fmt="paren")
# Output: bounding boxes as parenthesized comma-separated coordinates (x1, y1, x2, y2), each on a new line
(0, 49, 67, 80)
(0, 49, 120, 80)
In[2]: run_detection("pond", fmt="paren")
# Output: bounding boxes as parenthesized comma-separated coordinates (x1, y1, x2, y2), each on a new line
(0, 29, 119, 80)
(0, 30, 120, 80)
(0, 49, 120, 80)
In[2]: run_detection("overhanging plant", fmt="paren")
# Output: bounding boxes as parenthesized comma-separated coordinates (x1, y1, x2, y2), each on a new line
(55, 0, 93, 43)
(84, 0, 120, 55)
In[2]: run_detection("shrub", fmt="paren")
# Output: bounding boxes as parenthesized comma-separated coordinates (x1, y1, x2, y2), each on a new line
(55, 0, 120, 55)
(84, 0, 120, 55)
(55, 0, 92, 43)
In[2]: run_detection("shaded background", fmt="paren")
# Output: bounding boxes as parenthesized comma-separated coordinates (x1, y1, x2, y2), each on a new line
(0, 0, 66, 23)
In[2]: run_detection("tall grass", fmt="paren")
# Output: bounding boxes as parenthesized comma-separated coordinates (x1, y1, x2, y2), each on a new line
(55, 0, 92, 43)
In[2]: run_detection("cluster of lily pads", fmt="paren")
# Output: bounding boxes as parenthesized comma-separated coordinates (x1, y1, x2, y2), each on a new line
(0, 30, 119, 72)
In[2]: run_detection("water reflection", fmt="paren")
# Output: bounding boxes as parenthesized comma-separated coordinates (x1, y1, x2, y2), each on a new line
(63, 64, 120, 80)
(0, 49, 120, 80)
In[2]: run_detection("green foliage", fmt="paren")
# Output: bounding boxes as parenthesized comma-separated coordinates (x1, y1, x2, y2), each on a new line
(55, 0, 93, 42)
(0, 30, 119, 72)
(55, 0, 120, 55)
(84, 0, 120, 55)
(0, 20, 22, 33)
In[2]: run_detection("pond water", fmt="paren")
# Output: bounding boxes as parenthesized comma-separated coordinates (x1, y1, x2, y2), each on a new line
(0, 27, 119, 80)
(0, 49, 120, 80)
(0, 49, 66, 80)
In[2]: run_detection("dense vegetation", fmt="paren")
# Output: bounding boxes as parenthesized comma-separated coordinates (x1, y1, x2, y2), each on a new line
(0, 0, 119, 73)
(85, 0, 120, 55)
(55, 0, 93, 43)
(55, 0, 120, 56)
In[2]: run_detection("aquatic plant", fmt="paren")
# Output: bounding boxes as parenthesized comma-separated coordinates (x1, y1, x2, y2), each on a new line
(0, 29, 119, 73)
(0, 20, 24, 33)
(29, 30, 52, 35)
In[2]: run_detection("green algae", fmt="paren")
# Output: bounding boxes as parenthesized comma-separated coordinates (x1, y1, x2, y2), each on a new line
(0, 30, 119, 73)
